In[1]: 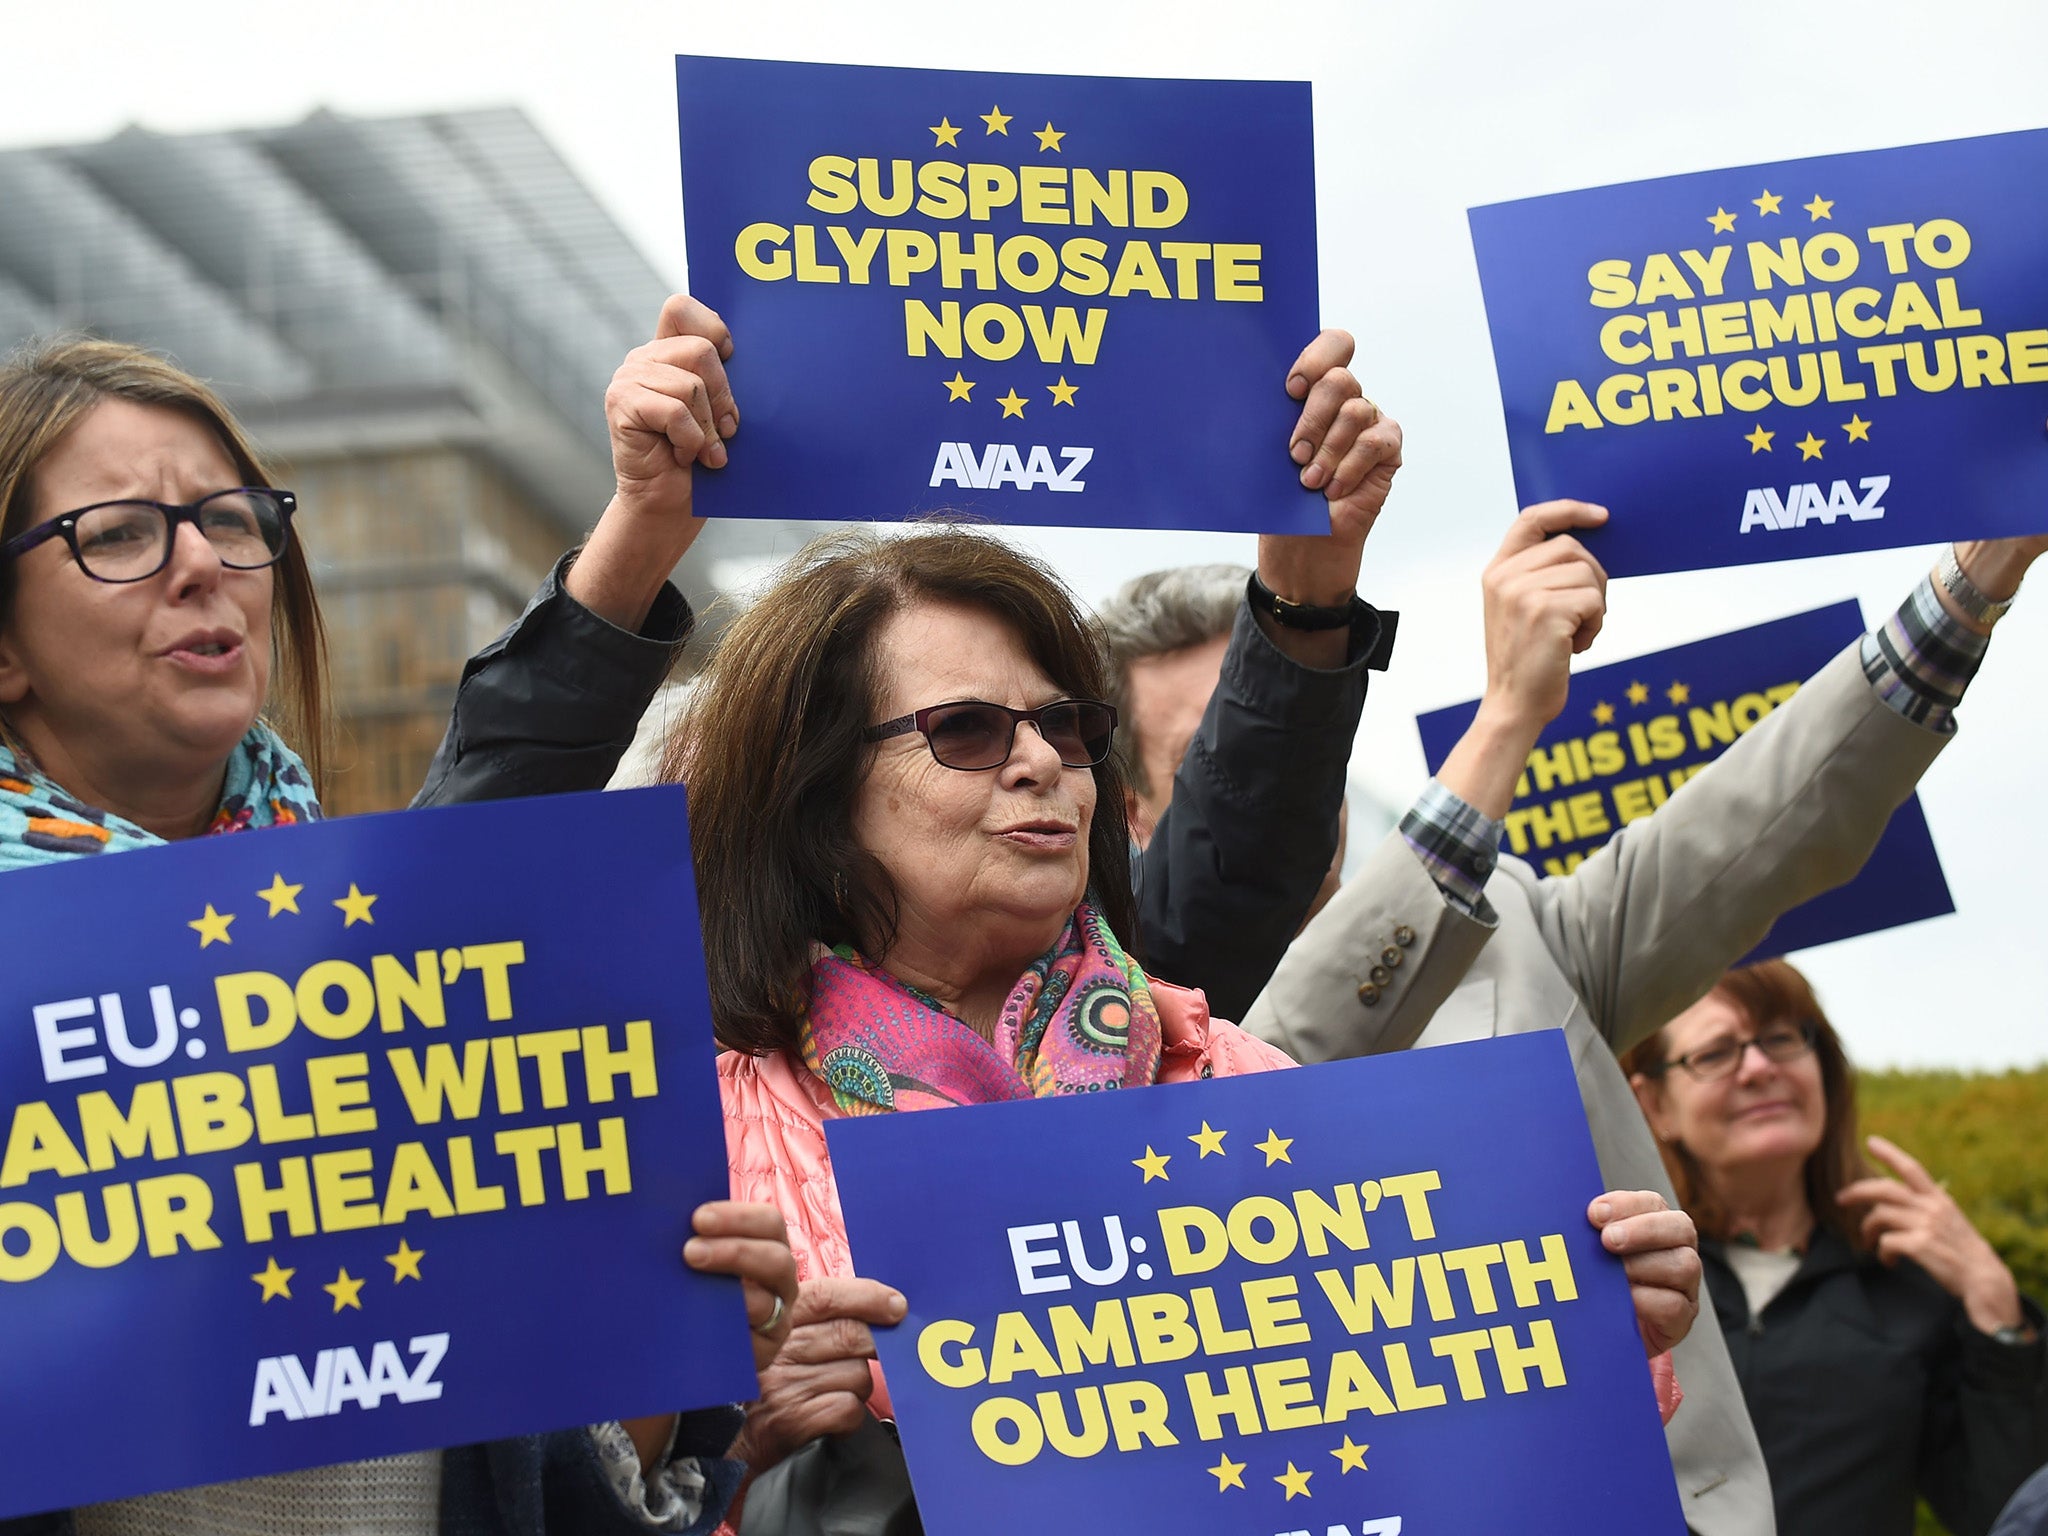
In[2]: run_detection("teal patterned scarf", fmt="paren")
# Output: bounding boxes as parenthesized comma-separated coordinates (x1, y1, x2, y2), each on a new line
(0, 724, 322, 872)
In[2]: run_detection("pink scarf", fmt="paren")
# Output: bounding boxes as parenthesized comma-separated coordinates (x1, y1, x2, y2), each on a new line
(799, 904, 1163, 1114)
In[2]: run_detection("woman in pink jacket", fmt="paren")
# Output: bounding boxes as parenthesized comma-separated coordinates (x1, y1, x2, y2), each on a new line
(667, 524, 1697, 1517)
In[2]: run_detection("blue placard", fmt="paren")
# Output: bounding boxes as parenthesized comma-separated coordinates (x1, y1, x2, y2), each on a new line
(0, 787, 753, 1519)
(675, 56, 1325, 533)
(827, 1034, 1685, 1536)
(1415, 602, 1954, 959)
(1469, 129, 2048, 577)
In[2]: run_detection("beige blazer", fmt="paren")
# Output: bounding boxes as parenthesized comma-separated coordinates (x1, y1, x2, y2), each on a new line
(1243, 643, 1951, 1536)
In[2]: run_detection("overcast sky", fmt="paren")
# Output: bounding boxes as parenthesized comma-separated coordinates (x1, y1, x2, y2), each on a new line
(5, 0, 2045, 1069)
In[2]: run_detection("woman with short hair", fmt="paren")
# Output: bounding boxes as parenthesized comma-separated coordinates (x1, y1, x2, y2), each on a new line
(677, 522, 1702, 1518)
(1625, 959, 2048, 1535)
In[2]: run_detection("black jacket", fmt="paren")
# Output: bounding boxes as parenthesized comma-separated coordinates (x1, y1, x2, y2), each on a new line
(1705, 1227, 2048, 1536)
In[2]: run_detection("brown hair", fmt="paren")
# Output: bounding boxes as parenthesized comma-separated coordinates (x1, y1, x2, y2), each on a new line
(0, 337, 330, 789)
(1621, 957, 1871, 1247)
(662, 525, 1137, 1054)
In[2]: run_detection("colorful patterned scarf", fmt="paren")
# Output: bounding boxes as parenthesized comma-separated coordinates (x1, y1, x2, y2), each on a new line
(0, 723, 322, 872)
(800, 903, 1164, 1114)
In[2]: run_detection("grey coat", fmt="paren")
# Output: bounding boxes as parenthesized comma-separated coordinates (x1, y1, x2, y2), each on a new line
(1244, 644, 1951, 1536)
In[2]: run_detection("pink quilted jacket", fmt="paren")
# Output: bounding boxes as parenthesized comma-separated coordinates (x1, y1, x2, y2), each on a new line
(717, 976, 1678, 1425)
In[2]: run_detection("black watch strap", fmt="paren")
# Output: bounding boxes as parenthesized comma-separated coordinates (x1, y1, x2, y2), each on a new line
(1247, 571, 1357, 631)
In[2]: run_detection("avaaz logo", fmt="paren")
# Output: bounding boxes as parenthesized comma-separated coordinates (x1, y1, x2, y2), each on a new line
(1739, 476, 1890, 534)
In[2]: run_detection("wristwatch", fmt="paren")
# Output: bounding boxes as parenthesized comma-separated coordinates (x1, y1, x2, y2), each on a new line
(1246, 570, 1361, 632)
(1935, 544, 2018, 625)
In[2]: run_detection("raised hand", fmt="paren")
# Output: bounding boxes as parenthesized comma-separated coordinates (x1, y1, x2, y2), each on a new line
(1838, 1134, 2028, 1336)
(567, 294, 738, 630)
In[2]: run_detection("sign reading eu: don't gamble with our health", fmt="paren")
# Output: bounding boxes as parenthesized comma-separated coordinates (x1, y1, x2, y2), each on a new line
(1470, 129, 2048, 577)
(0, 788, 753, 1519)
(676, 56, 1324, 533)
(828, 1034, 1686, 1536)
(1415, 601, 1953, 961)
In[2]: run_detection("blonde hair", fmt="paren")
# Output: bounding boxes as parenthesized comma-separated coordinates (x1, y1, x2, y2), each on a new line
(0, 337, 329, 789)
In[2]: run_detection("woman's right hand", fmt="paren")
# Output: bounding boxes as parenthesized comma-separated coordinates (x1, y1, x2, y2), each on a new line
(732, 1275, 909, 1475)
(1435, 499, 1610, 820)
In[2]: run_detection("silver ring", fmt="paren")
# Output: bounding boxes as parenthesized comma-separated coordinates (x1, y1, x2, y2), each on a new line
(753, 1290, 786, 1336)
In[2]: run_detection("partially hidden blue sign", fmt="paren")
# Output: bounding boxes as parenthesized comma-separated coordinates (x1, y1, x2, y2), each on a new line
(676, 56, 1325, 533)
(828, 1033, 1685, 1536)
(0, 787, 754, 1519)
(1469, 129, 2048, 577)
(1415, 602, 1954, 960)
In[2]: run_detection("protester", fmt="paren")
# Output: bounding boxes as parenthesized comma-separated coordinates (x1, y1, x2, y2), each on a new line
(0, 326, 798, 1535)
(670, 522, 1700, 1526)
(1243, 502, 2048, 1534)
(1621, 959, 2047, 1535)
(1995, 1465, 2048, 1536)
(1100, 560, 1357, 943)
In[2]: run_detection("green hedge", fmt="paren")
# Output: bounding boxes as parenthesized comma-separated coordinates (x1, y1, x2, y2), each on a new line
(1853, 1067, 2048, 1536)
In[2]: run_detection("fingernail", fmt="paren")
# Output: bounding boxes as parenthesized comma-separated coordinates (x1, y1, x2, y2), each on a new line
(709, 442, 728, 468)
(1287, 373, 1307, 394)
(1290, 438, 1313, 464)
(1302, 464, 1326, 489)
(1591, 1201, 1612, 1223)
(887, 1291, 908, 1320)
(682, 1237, 708, 1262)
(719, 413, 738, 438)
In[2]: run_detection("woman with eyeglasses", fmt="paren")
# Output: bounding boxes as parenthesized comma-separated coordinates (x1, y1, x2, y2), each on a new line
(674, 520, 1698, 1530)
(0, 328, 799, 1535)
(1622, 960, 2047, 1536)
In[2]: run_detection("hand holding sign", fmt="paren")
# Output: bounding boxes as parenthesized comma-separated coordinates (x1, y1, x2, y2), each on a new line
(1437, 500, 1611, 819)
(1589, 1192, 1701, 1356)
(565, 296, 736, 631)
(734, 1275, 908, 1476)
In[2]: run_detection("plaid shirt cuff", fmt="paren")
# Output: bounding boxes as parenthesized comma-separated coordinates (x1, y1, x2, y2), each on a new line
(1859, 571, 1988, 736)
(1400, 778, 1503, 916)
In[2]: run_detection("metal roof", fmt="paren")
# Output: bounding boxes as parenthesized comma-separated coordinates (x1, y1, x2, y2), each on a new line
(0, 105, 828, 584)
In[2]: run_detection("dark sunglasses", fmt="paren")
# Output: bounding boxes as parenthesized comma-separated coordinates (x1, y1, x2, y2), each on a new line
(0, 488, 295, 584)
(863, 698, 1118, 771)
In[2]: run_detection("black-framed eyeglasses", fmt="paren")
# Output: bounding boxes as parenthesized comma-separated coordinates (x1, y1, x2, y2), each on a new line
(863, 698, 1118, 771)
(0, 488, 297, 584)
(1648, 1019, 1818, 1083)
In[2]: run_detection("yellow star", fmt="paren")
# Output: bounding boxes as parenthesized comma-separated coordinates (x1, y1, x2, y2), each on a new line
(250, 1255, 295, 1302)
(1667, 681, 1691, 706)
(385, 1238, 425, 1282)
(334, 883, 377, 926)
(1706, 207, 1737, 234)
(1626, 680, 1650, 707)
(1275, 1461, 1313, 1500)
(1207, 1454, 1246, 1492)
(1844, 414, 1872, 442)
(323, 1267, 366, 1313)
(1189, 1121, 1227, 1158)
(189, 903, 235, 947)
(1591, 701, 1616, 726)
(1255, 1129, 1293, 1166)
(996, 388, 1028, 419)
(1034, 121, 1065, 153)
(1331, 1435, 1370, 1473)
(257, 873, 302, 917)
(1047, 376, 1078, 407)
(1753, 189, 1783, 216)
(1745, 423, 1775, 454)
(1796, 431, 1825, 461)
(980, 104, 1012, 136)
(1133, 1145, 1171, 1183)
(943, 371, 975, 402)
(1804, 194, 1834, 221)
(930, 117, 962, 148)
